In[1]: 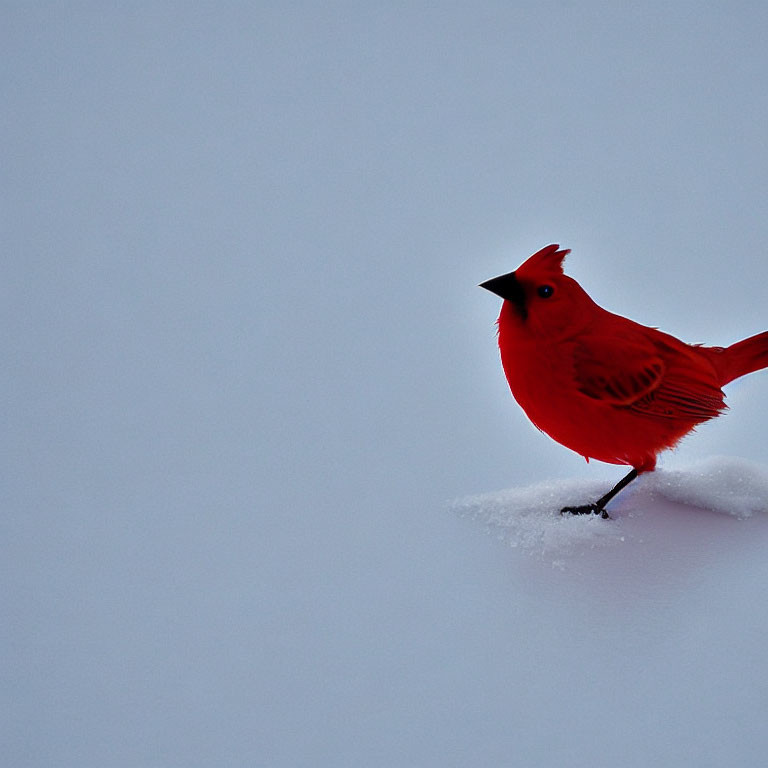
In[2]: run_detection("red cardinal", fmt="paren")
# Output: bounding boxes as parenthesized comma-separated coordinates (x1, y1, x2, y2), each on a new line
(481, 244, 768, 518)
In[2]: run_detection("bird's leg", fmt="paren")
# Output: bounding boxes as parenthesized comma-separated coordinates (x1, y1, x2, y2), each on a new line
(560, 468, 639, 520)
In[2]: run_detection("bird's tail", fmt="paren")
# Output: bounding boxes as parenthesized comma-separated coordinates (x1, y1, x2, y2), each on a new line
(710, 331, 768, 386)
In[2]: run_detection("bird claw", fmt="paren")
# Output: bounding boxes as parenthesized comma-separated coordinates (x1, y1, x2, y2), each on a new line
(560, 504, 611, 520)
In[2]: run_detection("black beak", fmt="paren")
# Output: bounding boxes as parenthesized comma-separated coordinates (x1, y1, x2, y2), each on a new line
(479, 271, 527, 318)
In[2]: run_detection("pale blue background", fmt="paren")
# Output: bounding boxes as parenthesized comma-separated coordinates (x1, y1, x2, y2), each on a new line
(4, 3, 768, 766)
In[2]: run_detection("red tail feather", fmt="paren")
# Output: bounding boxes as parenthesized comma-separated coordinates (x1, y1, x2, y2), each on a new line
(710, 331, 768, 386)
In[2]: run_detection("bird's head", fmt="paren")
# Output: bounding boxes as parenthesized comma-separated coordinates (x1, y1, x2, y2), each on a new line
(480, 244, 597, 341)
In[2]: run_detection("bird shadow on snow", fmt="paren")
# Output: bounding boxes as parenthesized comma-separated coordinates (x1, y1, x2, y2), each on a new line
(452, 456, 768, 572)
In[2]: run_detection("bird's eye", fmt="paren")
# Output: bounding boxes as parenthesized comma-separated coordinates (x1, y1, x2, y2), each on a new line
(537, 284, 554, 298)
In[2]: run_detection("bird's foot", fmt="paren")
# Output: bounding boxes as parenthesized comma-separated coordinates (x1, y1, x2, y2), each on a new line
(560, 504, 611, 520)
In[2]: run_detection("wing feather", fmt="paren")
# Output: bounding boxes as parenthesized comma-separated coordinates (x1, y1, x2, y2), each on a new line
(574, 338, 726, 421)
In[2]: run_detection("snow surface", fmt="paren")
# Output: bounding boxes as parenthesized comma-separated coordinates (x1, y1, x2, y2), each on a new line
(454, 456, 768, 560)
(447, 457, 768, 768)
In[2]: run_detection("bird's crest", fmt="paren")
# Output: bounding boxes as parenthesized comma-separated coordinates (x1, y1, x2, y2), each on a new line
(518, 244, 570, 277)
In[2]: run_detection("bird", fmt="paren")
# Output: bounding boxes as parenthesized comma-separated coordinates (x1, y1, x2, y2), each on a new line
(480, 244, 768, 518)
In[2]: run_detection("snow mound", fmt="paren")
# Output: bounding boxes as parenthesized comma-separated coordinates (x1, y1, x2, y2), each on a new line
(454, 457, 768, 556)
(452, 476, 626, 556)
(648, 456, 768, 519)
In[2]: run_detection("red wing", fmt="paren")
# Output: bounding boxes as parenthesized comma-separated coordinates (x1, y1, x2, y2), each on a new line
(631, 380, 726, 420)
(575, 342, 664, 405)
(575, 339, 726, 421)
